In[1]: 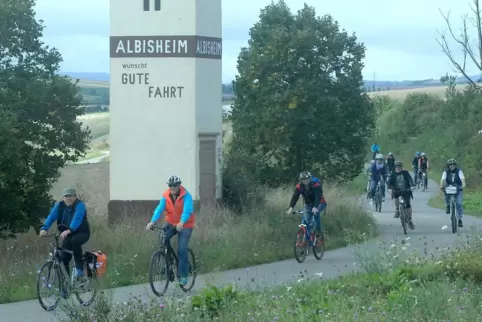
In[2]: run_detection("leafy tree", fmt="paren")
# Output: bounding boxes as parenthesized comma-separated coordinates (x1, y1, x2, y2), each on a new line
(229, 0, 375, 185)
(0, 0, 90, 238)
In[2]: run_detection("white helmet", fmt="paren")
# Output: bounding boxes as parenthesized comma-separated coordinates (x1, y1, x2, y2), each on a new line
(375, 153, 384, 160)
(421, 152, 426, 157)
(167, 175, 181, 186)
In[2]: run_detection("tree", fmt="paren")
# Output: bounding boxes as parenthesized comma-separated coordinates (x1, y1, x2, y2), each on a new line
(0, 0, 90, 238)
(229, 1, 375, 185)
(437, 0, 482, 89)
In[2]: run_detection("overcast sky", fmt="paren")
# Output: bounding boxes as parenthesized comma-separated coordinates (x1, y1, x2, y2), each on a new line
(35, 0, 478, 82)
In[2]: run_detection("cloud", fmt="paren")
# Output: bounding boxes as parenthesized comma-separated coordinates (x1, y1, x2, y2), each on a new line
(33, 0, 477, 82)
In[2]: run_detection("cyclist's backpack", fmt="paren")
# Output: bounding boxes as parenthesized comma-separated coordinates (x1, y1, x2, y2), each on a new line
(84, 250, 108, 278)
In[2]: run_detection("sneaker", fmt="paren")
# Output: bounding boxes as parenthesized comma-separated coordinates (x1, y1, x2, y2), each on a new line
(446, 206, 450, 214)
(409, 219, 415, 230)
(179, 277, 188, 286)
(382, 197, 385, 202)
(394, 210, 400, 218)
(458, 219, 463, 227)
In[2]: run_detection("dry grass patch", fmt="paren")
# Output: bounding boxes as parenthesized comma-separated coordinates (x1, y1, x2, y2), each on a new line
(368, 84, 468, 100)
(0, 185, 377, 304)
(78, 113, 110, 140)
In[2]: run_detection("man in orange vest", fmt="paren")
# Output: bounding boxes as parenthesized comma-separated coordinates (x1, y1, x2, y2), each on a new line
(146, 175, 195, 286)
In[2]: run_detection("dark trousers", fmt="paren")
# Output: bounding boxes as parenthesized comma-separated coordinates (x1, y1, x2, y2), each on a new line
(164, 225, 193, 278)
(61, 231, 90, 272)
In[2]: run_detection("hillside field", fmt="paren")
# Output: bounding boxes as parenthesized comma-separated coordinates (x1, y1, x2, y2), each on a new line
(73, 77, 466, 102)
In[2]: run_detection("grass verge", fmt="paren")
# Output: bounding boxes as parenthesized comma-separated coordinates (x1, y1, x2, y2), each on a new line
(59, 221, 482, 321)
(0, 185, 377, 304)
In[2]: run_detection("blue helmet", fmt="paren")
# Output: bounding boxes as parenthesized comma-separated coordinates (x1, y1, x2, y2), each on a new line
(416, 152, 420, 156)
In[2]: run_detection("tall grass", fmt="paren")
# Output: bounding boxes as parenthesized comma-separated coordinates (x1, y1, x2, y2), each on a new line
(0, 185, 376, 304)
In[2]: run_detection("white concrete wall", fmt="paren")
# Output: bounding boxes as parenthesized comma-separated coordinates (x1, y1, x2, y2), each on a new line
(110, 0, 222, 201)
(195, 0, 223, 199)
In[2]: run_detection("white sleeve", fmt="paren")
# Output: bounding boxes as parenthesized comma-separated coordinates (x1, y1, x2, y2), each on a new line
(459, 170, 465, 180)
(441, 171, 447, 180)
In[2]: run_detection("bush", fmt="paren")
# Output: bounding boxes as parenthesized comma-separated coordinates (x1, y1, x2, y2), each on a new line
(374, 88, 482, 187)
(0, 184, 377, 304)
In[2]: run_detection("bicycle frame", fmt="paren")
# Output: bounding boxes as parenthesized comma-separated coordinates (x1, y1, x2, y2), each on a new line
(45, 233, 75, 290)
(295, 210, 319, 248)
(154, 225, 180, 279)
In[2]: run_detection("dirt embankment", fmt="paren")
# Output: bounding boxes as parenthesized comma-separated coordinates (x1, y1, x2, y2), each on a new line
(51, 163, 109, 215)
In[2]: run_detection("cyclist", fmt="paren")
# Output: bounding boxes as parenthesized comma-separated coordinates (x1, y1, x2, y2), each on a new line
(146, 175, 195, 287)
(286, 171, 327, 239)
(386, 152, 395, 174)
(387, 161, 416, 229)
(39, 188, 90, 284)
(371, 143, 380, 160)
(418, 152, 430, 188)
(412, 152, 421, 185)
(368, 154, 388, 204)
(440, 159, 466, 227)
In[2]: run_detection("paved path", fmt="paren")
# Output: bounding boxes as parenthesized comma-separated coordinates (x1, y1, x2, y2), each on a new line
(74, 151, 109, 164)
(2, 180, 481, 321)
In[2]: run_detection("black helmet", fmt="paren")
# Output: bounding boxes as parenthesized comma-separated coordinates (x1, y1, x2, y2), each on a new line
(299, 171, 312, 180)
(447, 159, 456, 166)
(394, 161, 403, 167)
(167, 175, 182, 186)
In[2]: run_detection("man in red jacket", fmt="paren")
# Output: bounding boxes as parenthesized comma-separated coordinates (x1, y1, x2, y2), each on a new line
(146, 175, 195, 286)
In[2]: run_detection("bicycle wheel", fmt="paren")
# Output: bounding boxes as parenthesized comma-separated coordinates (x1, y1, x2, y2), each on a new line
(36, 261, 62, 311)
(148, 250, 170, 297)
(375, 190, 382, 212)
(451, 199, 457, 234)
(180, 248, 197, 292)
(400, 206, 408, 235)
(75, 275, 98, 306)
(312, 232, 325, 260)
(294, 227, 308, 263)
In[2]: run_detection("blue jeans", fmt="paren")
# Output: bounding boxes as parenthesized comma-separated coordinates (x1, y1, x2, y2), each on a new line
(445, 190, 464, 218)
(413, 168, 418, 184)
(164, 225, 193, 278)
(303, 203, 326, 233)
(370, 178, 385, 199)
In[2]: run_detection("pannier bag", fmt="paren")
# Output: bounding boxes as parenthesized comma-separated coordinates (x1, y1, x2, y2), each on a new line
(84, 250, 108, 277)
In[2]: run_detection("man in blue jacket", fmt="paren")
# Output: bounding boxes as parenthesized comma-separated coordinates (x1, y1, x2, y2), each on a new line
(286, 171, 327, 238)
(369, 154, 388, 204)
(371, 143, 380, 160)
(39, 188, 90, 282)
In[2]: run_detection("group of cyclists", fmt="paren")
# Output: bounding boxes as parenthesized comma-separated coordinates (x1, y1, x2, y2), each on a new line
(36, 144, 466, 294)
(368, 144, 465, 228)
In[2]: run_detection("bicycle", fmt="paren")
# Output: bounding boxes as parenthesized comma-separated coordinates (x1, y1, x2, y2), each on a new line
(148, 224, 197, 297)
(444, 185, 460, 234)
(365, 175, 371, 200)
(394, 189, 412, 235)
(420, 170, 427, 191)
(374, 179, 383, 212)
(36, 224, 98, 311)
(292, 209, 325, 263)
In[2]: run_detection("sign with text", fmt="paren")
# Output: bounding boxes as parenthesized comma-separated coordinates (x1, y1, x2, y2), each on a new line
(110, 35, 222, 59)
(118, 66, 185, 99)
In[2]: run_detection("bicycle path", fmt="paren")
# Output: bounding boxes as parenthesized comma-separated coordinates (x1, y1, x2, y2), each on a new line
(2, 180, 482, 321)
